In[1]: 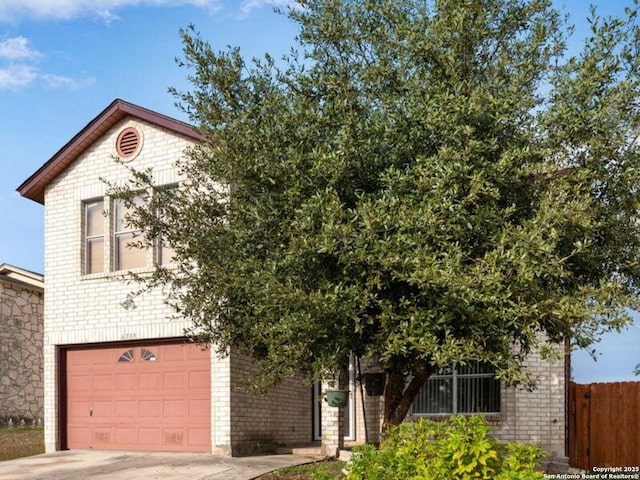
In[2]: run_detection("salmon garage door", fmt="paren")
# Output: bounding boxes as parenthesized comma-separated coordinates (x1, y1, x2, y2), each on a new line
(66, 342, 211, 452)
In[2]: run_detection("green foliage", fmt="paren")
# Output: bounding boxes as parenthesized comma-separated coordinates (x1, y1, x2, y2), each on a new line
(312, 466, 343, 480)
(118, 0, 640, 424)
(346, 416, 545, 480)
(262, 461, 346, 479)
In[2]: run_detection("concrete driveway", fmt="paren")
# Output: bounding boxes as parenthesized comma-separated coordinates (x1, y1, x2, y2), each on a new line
(0, 450, 315, 480)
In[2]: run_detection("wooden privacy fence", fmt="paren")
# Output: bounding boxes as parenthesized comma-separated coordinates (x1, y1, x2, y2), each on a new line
(569, 381, 640, 469)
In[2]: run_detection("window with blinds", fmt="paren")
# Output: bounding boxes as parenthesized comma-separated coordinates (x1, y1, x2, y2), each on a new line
(412, 362, 500, 415)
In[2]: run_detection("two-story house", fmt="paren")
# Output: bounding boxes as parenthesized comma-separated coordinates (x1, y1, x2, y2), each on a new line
(18, 99, 566, 457)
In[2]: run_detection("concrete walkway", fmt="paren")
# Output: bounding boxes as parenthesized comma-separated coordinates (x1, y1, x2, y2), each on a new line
(0, 450, 315, 480)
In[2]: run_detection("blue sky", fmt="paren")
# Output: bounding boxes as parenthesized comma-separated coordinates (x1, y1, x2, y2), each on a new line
(0, 0, 637, 383)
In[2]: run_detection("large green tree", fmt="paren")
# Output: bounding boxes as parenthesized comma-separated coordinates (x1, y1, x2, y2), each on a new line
(121, 0, 640, 428)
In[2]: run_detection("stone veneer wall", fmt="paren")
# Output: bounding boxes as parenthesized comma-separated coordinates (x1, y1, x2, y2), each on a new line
(0, 279, 44, 424)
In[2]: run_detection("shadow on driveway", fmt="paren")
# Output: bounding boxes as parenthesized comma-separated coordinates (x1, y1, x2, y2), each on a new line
(0, 450, 314, 480)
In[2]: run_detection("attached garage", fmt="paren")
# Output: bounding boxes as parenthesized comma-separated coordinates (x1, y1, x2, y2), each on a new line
(64, 341, 211, 452)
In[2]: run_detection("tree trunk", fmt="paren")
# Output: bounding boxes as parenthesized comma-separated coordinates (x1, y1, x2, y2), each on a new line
(382, 368, 431, 431)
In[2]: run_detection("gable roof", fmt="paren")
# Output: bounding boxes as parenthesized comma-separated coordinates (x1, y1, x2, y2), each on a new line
(0, 264, 44, 291)
(17, 99, 202, 204)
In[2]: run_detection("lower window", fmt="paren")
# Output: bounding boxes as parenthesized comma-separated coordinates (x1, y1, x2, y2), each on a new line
(412, 362, 500, 415)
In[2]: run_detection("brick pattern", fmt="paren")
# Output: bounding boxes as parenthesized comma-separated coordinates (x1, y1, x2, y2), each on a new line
(400, 348, 566, 456)
(43, 118, 196, 452)
(42, 112, 567, 456)
(229, 352, 312, 455)
(320, 379, 345, 457)
(0, 280, 44, 423)
(494, 348, 566, 456)
(346, 351, 565, 456)
(211, 353, 232, 456)
(351, 358, 383, 445)
(43, 114, 317, 455)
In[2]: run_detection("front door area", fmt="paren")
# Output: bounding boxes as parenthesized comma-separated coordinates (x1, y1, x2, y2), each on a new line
(312, 357, 355, 441)
(64, 341, 211, 452)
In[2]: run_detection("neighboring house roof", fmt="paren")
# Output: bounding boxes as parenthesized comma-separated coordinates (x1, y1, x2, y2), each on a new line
(17, 99, 202, 204)
(0, 263, 44, 291)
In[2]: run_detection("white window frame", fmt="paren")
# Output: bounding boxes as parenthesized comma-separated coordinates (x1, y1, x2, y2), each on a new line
(154, 184, 179, 266)
(83, 199, 105, 275)
(81, 184, 180, 276)
(113, 195, 148, 271)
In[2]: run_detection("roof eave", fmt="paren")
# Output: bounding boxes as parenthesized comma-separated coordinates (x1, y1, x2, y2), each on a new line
(17, 99, 203, 204)
(0, 263, 44, 291)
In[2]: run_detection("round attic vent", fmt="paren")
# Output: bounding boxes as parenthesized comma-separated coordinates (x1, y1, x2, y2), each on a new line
(116, 127, 141, 159)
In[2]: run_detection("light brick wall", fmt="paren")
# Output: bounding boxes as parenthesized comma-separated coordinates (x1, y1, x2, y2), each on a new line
(211, 354, 232, 455)
(492, 348, 566, 456)
(229, 352, 312, 455)
(43, 117, 204, 452)
(0, 280, 44, 423)
(351, 358, 383, 445)
(320, 379, 345, 457)
(41, 115, 305, 457)
(390, 350, 566, 457)
(42, 111, 567, 457)
(347, 351, 566, 456)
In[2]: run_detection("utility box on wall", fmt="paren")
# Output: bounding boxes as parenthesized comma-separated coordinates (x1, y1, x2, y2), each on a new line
(363, 372, 385, 397)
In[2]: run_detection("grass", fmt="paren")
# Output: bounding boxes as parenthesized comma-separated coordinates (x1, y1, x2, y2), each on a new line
(0, 427, 45, 461)
(257, 460, 346, 479)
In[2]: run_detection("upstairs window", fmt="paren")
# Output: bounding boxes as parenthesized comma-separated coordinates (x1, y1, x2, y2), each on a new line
(412, 362, 500, 415)
(84, 200, 104, 274)
(157, 232, 176, 266)
(82, 186, 177, 276)
(113, 196, 147, 271)
(155, 185, 177, 266)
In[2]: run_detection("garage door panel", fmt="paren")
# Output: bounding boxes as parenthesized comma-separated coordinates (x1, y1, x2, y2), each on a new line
(114, 427, 137, 446)
(139, 372, 162, 389)
(187, 346, 208, 360)
(67, 427, 91, 448)
(188, 369, 210, 388)
(92, 374, 114, 391)
(115, 373, 137, 391)
(114, 400, 137, 417)
(138, 399, 162, 418)
(188, 428, 211, 448)
(93, 429, 113, 446)
(163, 371, 186, 389)
(68, 374, 92, 392)
(68, 400, 91, 420)
(160, 346, 186, 362)
(163, 430, 185, 448)
(93, 349, 118, 365)
(188, 399, 210, 418)
(66, 342, 210, 452)
(163, 399, 187, 417)
(138, 428, 162, 446)
(92, 400, 114, 418)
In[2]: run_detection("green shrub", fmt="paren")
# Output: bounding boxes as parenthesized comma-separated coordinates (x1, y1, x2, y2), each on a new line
(347, 415, 545, 480)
